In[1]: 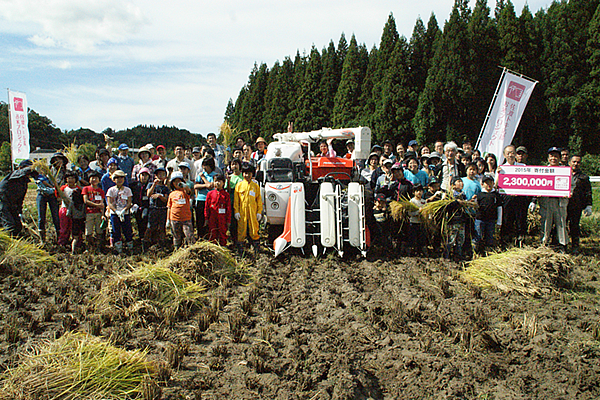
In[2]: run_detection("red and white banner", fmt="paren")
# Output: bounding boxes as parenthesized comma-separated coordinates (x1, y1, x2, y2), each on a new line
(8, 90, 30, 165)
(476, 70, 537, 163)
(497, 165, 571, 197)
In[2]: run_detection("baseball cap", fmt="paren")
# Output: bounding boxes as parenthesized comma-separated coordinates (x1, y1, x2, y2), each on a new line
(156, 145, 166, 151)
(375, 193, 386, 202)
(346, 139, 354, 145)
(428, 151, 442, 160)
(482, 175, 495, 184)
(408, 140, 418, 147)
(192, 146, 201, 153)
(154, 167, 167, 174)
(118, 143, 129, 151)
(139, 167, 151, 175)
(382, 158, 393, 166)
(516, 146, 528, 154)
(390, 163, 402, 170)
(548, 147, 561, 154)
(170, 171, 184, 182)
(178, 161, 191, 170)
(106, 157, 118, 166)
(371, 144, 383, 152)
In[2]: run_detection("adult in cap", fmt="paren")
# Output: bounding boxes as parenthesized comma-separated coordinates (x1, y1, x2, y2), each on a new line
(0, 166, 38, 236)
(153, 145, 169, 169)
(371, 144, 383, 157)
(407, 139, 420, 154)
(116, 143, 135, 182)
(516, 146, 528, 164)
(132, 145, 156, 181)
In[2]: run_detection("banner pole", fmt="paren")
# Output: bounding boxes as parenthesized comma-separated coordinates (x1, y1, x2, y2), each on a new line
(475, 67, 506, 152)
(7, 89, 14, 172)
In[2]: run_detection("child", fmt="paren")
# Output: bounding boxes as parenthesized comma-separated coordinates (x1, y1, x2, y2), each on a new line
(204, 174, 231, 246)
(474, 175, 502, 252)
(106, 170, 134, 254)
(372, 193, 390, 248)
(409, 184, 427, 256)
(146, 167, 170, 247)
(227, 159, 244, 245)
(444, 176, 468, 260)
(234, 163, 262, 252)
(82, 171, 106, 251)
(194, 157, 218, 239)
(58, 171, 84, 250)
(130, 167, 151, 239)
(167, 171, 195, 249)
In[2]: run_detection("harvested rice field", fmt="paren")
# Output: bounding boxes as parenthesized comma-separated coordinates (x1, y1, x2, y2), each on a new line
(0, 226, 600, 398)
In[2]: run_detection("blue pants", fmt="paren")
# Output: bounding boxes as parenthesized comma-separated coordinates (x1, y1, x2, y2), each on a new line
(36, 194, 60, 233)
(110, 214, 133, 242)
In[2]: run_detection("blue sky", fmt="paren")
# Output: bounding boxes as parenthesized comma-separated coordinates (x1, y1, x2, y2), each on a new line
(1, 0, 552, 137)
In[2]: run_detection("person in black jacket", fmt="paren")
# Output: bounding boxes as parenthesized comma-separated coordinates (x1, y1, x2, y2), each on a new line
(0, 162, 39, 236)
(567, 155, 593, 252)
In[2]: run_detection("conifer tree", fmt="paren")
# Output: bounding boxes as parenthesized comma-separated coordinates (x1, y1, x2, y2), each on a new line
(333, 35, 365, 127)
(320, 41, 342, 127)
(296, 46, 327, 130)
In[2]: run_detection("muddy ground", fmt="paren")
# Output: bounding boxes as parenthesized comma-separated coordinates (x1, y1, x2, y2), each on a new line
(0, 228, 599, 400)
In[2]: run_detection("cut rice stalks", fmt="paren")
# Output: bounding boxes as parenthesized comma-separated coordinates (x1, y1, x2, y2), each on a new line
(420, 194, 476, 245)
(389, 197, 419, 223)
(95, 264, 205, 323)
(32, 158, 66, 200)
(157, 240, 254, 288)
(0, 331, 157, 400)
(0, 229, 54, 273)
(462, 247, 573, 296)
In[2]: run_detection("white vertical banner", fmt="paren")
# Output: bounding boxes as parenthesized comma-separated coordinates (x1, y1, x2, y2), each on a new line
(8, 90, 30, 165)
(476, 70, 537, 163)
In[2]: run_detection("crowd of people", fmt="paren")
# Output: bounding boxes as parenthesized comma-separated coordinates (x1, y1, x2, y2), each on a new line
(0, 132, 594, 258)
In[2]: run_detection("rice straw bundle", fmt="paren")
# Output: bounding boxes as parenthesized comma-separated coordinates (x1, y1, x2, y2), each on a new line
(462, 247, 573, 296)
(420, 194, 477, 243)
(0, 229, 54, 271)
(62, 142, 79, 166)
(0, 332, 156, 399)
(389, 197, 419, 223)
(219, 121, 234, 149)
(158, 241, 253, 288)
(31, 158, 67, 201)
(95, 265, 205, 321)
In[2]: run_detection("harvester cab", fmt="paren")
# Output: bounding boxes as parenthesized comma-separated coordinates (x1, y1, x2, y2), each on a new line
(257, 127, 372, 258)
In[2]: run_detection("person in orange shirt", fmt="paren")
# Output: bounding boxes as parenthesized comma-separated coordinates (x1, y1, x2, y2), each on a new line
(204, 174, 231, 246)
(167, 172, 195, 249)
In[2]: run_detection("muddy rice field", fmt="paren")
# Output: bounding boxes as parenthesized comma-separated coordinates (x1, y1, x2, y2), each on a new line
(0, 226, 599, 400)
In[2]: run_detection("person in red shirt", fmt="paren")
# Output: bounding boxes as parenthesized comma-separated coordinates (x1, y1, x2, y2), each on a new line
(204, 174, 231, 246)
(167, 172, 195, 249)
(82, 171, 106, 251)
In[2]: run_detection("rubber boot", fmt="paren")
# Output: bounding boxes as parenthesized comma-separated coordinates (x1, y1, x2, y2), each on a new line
(38, 229, 46, 244)
(114, 241, 123, 254)
(251, 239, 260, 253)
(126, 241, 134, 254)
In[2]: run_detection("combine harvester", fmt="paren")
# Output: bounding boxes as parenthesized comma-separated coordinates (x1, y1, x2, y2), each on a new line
(256, 127, 372, 257)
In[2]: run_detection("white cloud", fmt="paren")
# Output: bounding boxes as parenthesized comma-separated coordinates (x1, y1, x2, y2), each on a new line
(0, 0, 147, 52)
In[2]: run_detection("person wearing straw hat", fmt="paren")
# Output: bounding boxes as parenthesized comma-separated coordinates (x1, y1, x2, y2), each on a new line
(132, 145, 156, 182)
(251, 137, 267, 164)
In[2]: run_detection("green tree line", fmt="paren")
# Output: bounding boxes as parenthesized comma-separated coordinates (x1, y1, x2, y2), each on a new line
(225, 0, 600, 161)
(0, 103, 206, 171)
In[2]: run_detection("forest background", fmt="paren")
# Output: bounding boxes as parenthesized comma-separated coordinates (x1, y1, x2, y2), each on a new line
(1, 0, 600, 173)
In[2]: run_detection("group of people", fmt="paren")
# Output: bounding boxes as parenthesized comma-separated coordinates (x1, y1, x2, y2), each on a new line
(0, 132, 594, 258)
(356, 139, 593, 258)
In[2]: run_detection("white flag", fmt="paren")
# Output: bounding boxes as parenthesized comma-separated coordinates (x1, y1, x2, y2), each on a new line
(8, 90, 30, 164)
(476, 71, 536, 163)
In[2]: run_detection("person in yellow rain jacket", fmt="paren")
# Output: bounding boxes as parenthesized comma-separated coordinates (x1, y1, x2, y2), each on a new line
(234, 163, 263, 252)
